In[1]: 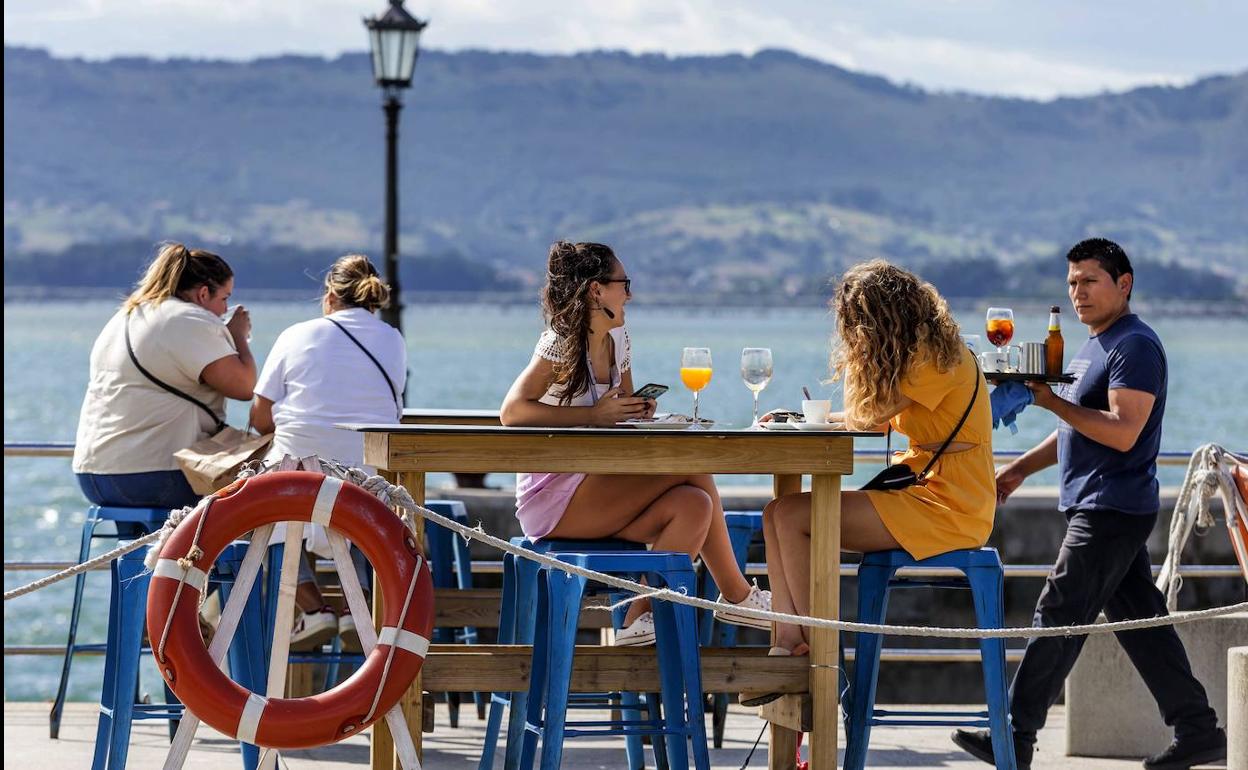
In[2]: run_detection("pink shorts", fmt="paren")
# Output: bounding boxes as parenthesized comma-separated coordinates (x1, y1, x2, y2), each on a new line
(515, 472, 585, 540)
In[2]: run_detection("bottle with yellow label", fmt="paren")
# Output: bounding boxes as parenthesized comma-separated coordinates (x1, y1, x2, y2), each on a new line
(1045, 305, 1064, 375)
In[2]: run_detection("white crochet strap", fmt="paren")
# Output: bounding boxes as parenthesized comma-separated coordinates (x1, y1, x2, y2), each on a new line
(377, 626, 430, 658)
(153, 559, 208, 593)
(311, 476, 343, 528)
(236, 692, 268, 744)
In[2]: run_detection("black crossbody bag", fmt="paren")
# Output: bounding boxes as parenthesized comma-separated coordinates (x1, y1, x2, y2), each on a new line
(860, 363, 981, 492)
(125, 313, 227, 433)
(326, 318, 402, 420)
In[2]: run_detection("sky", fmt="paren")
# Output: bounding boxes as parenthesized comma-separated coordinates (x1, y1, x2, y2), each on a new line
(4, 0, 1247, 99)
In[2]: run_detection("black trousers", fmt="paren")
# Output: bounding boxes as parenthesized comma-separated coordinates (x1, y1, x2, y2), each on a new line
(1008, 508, 1218, 742)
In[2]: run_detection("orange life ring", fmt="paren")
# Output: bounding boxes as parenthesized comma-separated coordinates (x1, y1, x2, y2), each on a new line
(146, 470, 434, 749)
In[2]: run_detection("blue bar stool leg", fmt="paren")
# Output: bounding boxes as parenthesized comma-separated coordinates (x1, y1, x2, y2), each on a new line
(518, 571, 554, 770)
(537, 569, 588, 770)
(52, 512, 102, 739)
(969, 565, 1017, 770)
(90, 543, 125, 770)
(651, 598, 690, 770)
(451, 527, 487, 719)
(221, 572, 266, 768)
(843, 562, 895, 770)
(105, 550, 151, 770)
(506, 552, 543, 770)
(612, 598, 652, 770)
(479, 551, 517, 770)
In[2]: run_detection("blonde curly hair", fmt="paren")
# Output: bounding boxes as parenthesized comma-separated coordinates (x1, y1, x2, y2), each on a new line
(830, 260, 964, 428)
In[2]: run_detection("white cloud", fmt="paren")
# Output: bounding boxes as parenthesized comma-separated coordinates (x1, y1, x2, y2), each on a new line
(0, 0, 1225, 98)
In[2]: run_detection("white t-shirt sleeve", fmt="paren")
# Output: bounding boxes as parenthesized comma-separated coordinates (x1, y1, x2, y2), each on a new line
(254, 330, 292, 403)
(160, 309, 237, 384)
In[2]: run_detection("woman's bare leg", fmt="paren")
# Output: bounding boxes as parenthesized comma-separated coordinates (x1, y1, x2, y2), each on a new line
(551, 474, 714, 624)
(766, 490, 900, 647)
(763, 496, 806, 653)
(684, 474, 752, 602)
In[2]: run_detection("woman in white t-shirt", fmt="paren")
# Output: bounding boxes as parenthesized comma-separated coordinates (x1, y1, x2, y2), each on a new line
(73, 243, 256, 509)
(500, 241, 771, 646)
(250, 254, 406, 647)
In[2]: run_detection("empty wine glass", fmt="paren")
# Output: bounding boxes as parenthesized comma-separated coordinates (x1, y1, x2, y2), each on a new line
(740, 348, 773, 428)
(680, 347, 712, 429)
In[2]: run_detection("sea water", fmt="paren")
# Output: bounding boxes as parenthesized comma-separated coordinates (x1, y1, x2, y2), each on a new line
(4, 299, 1246, 700)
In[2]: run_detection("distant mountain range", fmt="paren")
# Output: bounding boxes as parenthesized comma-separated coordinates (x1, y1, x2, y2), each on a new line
(4, 45, 1246, 300)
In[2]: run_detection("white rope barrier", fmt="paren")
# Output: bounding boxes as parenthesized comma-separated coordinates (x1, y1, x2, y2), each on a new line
(8, 456, 1247, 641)
(301, 458, 1248, 641)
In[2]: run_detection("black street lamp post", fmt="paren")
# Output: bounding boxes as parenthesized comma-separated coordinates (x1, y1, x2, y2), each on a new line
(365, 1, 428, 333)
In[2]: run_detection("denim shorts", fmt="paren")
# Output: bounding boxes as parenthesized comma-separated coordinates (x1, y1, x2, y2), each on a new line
(76, 471, 200, 510)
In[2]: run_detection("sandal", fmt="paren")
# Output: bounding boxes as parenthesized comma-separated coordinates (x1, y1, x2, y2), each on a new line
(738, 644, 809, 706)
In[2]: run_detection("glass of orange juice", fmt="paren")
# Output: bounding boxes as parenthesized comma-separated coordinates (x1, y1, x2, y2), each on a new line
(680, 347, 712, 429)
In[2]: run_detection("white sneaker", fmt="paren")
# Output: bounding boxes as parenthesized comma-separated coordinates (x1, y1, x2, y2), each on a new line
(614, 611, 656, 647)
(291, 606, 337, 650)
(713, 580, 773, 630)
(338, 609, 361, 652)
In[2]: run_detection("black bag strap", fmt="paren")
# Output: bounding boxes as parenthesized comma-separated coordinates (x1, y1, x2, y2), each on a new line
(914, 359, 981, 483)
(124, 312, 227, 433)
(326, 318, 401, 415)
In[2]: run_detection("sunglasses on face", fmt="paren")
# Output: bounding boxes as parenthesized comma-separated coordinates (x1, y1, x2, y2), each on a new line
(602, 277, 632, 295)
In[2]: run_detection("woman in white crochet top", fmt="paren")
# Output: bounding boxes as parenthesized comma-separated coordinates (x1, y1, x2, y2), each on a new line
(501, 241, 770, 646)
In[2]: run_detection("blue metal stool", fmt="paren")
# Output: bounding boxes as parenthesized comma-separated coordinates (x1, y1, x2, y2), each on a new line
(52, 505, 170, 740)
(696, 510, 763, 748)
(424, 499, 485, 726)
(520, 551, 710, 770)
(844, 547, 1017, 770)
(480, 537, 657, 770)
(91, 540, 268, 770)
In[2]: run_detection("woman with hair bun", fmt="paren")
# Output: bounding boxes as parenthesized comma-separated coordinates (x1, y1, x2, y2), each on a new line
(73, 242, 256, 509)
(250, 253, 405, 647)
(500, 241, 771, 646)
(741, 260, 994, 705)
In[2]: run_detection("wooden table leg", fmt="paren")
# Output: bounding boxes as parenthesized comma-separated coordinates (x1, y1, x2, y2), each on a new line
(770, 474, 803, 769)
(808, 473, 842, 768)
(371, 471, 427, 770)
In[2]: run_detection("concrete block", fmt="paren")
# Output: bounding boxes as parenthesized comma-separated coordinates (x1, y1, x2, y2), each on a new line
(1230, 647, 1247, 770)
(1066, 612, 1248, 759)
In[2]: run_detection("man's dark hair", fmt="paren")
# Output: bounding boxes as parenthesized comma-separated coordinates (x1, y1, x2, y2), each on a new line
(1066, 238, 1133, 300)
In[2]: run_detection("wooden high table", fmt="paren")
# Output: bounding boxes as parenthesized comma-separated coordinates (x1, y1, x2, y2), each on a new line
(350, 422, 879, 770)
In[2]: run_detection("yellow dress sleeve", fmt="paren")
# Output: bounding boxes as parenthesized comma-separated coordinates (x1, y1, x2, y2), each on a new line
(900, 357, 957, 412)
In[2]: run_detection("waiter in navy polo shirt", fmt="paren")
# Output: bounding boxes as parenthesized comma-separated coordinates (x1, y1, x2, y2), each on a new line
(953, 239, 1225, 770)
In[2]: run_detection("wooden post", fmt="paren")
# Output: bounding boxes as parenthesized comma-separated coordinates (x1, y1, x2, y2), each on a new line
(398, 471, 426, 767)
(808, 473, 842, 769)
(770, 474, 802, 770)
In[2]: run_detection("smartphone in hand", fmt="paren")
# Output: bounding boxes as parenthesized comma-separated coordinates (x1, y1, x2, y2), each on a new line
(632, 383, 669, 400)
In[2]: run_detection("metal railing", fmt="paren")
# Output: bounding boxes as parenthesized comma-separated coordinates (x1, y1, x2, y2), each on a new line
(5, 440, 1243, 671)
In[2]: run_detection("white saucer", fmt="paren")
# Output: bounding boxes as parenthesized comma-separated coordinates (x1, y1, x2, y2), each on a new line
(759, 421, 798, 431)
(793, 421, 845, 432)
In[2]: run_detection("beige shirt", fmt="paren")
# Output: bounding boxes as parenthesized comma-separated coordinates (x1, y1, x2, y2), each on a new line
(72, 299, 237, 474)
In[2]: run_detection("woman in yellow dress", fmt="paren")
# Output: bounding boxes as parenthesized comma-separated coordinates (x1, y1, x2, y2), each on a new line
(759, 259, 994, 666)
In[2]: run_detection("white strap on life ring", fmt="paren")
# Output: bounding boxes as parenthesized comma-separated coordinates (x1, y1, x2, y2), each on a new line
(235, 692, 268, 744)
(153, 559, 208, 593)
(310, 476, 343, 528)
(377, 627, 430, 658)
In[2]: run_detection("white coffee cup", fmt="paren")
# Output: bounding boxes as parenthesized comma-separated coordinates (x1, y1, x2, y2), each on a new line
(801, 399, 832, 424)
(978, 351, 1006, 373)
